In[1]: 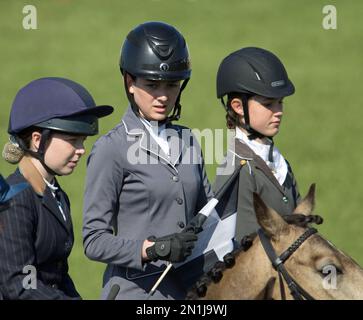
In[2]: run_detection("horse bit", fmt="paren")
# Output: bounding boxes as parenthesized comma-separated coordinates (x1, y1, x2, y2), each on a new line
(258, 227, 318, 300)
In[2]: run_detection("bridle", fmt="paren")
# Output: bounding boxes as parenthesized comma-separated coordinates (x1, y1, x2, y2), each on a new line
(258, 227, 318, 300)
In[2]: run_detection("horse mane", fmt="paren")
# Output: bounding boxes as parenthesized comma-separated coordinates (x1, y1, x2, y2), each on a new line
(185, 214, 323, 300)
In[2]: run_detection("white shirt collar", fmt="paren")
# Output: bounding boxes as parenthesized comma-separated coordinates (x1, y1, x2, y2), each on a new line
(235, 127, 288, 185)
(43, 178, 58, 193)
(139, 118, 170, 157)
(43, 178, 67, 221)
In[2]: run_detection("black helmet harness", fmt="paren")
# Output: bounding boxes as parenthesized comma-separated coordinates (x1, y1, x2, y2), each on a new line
(12, 128, 57, 176)
(13, 113, 102, 176)
(217, 47, 295, 162)
(120, 22, 191, 124)
(221, 93, 265, 140)
(7, 77, 113, 177)
(122, 72, 189, 123)
(221, 93, 276, 162)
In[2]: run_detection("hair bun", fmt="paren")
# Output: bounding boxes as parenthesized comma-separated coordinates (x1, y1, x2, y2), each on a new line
(2, 141, 24, 164)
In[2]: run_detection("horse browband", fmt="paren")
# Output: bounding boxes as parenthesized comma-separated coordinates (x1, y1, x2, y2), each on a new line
(258, 227, 318, 300)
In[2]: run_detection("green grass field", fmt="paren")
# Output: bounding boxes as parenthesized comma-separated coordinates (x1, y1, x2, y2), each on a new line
(1, 0, 362, 299)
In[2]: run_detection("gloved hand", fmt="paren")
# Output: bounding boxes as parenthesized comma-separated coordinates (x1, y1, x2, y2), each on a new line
(146, 231, 198, 263)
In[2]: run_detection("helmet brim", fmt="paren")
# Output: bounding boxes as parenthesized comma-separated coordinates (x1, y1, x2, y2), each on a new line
(245, 79, 295, 99)
(218, 79, 295, 99)
(69, 105, 114, 118)
(34, 105, 114, 136)
(128, 70, 191, 82)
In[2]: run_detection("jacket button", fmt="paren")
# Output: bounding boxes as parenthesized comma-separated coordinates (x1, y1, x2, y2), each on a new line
(172, 176, 179, 182)
(65, 241, 72, 251)
(176, 198, 183, 205)
(282, 196, 288, 203)
(177, 221, 185, 229)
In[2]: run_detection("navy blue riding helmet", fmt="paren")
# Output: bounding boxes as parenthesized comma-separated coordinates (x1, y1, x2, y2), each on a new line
(8, 77, 114, 135)
(7, 77, 114, 176)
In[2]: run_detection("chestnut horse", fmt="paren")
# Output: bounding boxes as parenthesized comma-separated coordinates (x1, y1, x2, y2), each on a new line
(187, 184, 363, 300)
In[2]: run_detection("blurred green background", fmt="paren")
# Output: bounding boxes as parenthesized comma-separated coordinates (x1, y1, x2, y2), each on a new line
(1, 0, 362, 299)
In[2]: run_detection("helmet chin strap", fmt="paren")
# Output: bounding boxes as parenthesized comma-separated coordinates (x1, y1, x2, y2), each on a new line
(123, 74, 189, 124)
(166, 78, 189, 123)
(241, 95, 275, 163)
(15, 130, 59, 177)
(123, 74, 141, 117)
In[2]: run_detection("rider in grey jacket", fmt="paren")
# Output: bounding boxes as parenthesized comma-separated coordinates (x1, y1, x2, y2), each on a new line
(83, 22, 212, 300)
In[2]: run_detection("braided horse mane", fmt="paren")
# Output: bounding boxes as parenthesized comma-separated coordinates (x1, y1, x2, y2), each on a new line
(186, 213, 323, 300)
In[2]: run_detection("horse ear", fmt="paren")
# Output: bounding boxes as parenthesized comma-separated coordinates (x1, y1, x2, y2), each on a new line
(253, 193, 289, 240)
(293, 183, 316, 215)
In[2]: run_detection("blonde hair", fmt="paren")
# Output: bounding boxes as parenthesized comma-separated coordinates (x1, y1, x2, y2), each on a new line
(2, 127, 39, 164)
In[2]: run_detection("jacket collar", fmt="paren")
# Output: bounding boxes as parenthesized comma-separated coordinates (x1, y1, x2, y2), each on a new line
(19, 156, 46, 195)
(18, 155, 72, 234)
(121, 105, 145, 136)
(121, 106, 183, 170)
(233, 139, 285, 194)
(229, 138, 255, 160)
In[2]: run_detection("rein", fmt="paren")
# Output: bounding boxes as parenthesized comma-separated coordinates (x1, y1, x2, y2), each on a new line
(258, 227, 317, 300)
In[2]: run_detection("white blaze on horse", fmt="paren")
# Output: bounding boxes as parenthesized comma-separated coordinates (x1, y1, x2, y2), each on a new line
(187, 184, 363, 300)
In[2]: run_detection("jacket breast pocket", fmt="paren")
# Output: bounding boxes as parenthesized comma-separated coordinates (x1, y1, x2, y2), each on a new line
(126, 261, 166, 280)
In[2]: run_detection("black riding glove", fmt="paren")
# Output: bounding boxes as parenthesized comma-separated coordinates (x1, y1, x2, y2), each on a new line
(146, 231, 198, 263)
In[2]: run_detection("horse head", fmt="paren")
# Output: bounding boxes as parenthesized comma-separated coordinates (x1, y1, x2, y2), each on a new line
(187, 184, 363, 300)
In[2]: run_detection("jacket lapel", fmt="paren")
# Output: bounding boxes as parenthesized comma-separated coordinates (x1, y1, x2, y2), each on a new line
(122, 106, 180, 173)
(55, 181, 73, 233)
(42, 188, 71, 234)
(139, 130, 174, 166)
(19, 155, 71, 234)
(19, 156, 46, 195)
(165, 124, 184, 167)
(234, 139, 285, 195)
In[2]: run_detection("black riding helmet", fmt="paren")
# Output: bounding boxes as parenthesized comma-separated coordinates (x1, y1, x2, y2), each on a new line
(7, 77, 114, 175)
(119, 21, 191, 122)
(216, 47, 295, 139)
